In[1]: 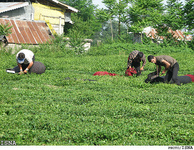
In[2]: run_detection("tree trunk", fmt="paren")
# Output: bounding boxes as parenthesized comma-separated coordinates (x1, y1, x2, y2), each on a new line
(141, 32, 143, 44)
(118, 0, 121, 36)
(118, 17, 121, 36)
(110, 19, 113, 41)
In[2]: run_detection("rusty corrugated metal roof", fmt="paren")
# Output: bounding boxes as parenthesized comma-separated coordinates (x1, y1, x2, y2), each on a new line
(144, 27, 192, 41)
(0, 18, 54, 45)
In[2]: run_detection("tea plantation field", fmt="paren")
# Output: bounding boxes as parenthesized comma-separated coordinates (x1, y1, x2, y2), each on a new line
(0, 44, 193, 145)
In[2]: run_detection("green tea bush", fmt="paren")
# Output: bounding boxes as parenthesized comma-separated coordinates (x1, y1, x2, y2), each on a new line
(187, 40, 194, 50)
(87, 42, 193, 56)
(0, 42, 193, 146)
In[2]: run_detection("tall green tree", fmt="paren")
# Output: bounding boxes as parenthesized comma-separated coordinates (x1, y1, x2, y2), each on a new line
(116, 0, 129, 36)
(92, 20, 128, 44)
(165, 0, 184, 30)
(154, 0, 185, 46)
(68, 14, 94, 37)
(60, 0, 95, 21)
(102, 0, 118, 41)
(96, 0, 129, 41)
(59, 0, 102, 37)
(154, 0, 185, 33)
(183, 0, 194, 32)
(183, 0, 194, 49)
(128, 0, 164, 43)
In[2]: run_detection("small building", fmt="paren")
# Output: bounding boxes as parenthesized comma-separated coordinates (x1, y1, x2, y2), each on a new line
(32, 0, 78, 35)
(131, 26, 192, 43)
(0, 0, 78, 35)
(0, 0, 79, 51)
(0, 1, 95, 51)
(143, 27, 192, 43)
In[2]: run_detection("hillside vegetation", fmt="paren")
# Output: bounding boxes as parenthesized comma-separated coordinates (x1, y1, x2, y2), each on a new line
(0, 43, 193, 145)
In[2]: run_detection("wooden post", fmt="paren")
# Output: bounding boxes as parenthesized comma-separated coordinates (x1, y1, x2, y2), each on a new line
(59, 16, 62, 35)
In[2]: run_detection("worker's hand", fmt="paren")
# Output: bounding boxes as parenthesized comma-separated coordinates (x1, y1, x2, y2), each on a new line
(162, 70, 166, 74)
(24, 70, 28, 74)
(127, 66, 131, 69)
(18, 71, 24, 75)
(160, 70, 166, 76)
(140, 67, 144, 71)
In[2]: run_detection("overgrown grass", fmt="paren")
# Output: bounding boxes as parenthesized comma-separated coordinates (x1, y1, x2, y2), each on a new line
(0, 43, 193, 145)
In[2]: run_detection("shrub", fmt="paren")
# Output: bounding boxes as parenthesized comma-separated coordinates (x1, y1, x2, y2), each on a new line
(86, 42, 193, 56)
(0, 23, 12, 36)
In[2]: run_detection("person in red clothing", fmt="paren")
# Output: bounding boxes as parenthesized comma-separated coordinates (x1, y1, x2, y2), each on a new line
(127, 50, 146, 76)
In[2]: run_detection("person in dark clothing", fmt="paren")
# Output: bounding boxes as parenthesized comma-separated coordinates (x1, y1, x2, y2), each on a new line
(147, 55, 181, 85)
(127, 50, 146, 76)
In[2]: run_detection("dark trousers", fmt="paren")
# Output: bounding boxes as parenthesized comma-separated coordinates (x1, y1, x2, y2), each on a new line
(132, 62, 141, 76)
(164, 62, 180, 85)
(21, 56, 35, 73)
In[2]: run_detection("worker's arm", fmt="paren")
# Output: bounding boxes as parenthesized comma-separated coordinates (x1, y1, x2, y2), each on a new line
(127, 59, 132, 69)
(140, 57, 146, 71)
(160, 59, 171, 75)
(17, 63, 23, 72)
(24, 61, 33, 74)
(156, 65, 161, 75)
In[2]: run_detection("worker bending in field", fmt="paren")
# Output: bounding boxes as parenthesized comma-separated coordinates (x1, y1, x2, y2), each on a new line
(16, 49, 35, 75)
(127, 50, 146, 76)
(147, 55, 181, 85)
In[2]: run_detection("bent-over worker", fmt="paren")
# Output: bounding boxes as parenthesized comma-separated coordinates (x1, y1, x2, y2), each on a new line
(147, 55, 181, 85)
(127, 50, 146, 76)
(16, 49, 35, 75)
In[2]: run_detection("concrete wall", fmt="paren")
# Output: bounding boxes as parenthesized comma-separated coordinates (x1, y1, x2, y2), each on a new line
(0, 5, 34, 20)
(0, 43, 39, 54)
